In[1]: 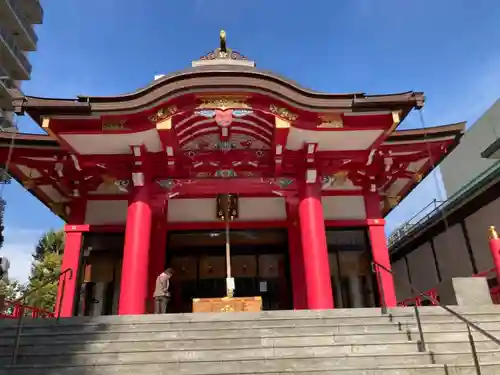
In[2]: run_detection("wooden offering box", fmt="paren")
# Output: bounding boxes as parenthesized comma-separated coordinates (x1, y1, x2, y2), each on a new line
(192, 296, 262, 313)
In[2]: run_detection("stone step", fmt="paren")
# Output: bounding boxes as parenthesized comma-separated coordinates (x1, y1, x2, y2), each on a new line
(0, 351, 434, 369)
(0, 324, 403, 341)
(1, 338, 499, 358)
(1, 328, 499, 350)
(3, 317, 500, 338)
(2, 363, 500, 375)
(2, 323, 499, 346)
(0, 319, 404, 336)
(3, 314, 500, 336)
(432, 349, 500, 365)
(1, 305, 499, 329)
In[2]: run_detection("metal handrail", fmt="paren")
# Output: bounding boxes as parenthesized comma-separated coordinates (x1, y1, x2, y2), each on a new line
(372, 261, 500, 375)
(10, 267, 73, 365)
(372, 261, 500, 345)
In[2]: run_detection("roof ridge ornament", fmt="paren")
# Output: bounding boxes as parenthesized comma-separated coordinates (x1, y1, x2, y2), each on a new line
(192, 30, 256, 68)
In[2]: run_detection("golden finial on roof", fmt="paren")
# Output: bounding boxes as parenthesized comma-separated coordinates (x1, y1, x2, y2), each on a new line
(220, 30, 227, 52)
(489, 226, 498, 240)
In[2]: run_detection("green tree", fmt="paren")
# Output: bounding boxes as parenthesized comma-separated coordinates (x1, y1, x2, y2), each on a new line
(33, 230, 65, 262)
(0, 279, 25, 300)
(23, 230, 65, 311)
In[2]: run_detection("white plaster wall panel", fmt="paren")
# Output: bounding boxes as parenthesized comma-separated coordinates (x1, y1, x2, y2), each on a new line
(39, 185, 64, 202)
(61, 129, 162, 155)
(407, 242, 439, 292)
(168, 199, 218, 222)
(392, 259, 411, 301)
(322, 196, 366, 220)
(464, 197, 500, 272)
(85, 200, 128, 225)
(286, 127, 383, 151)
(237, 198, 286, 221)
(434, 224, 474, 280)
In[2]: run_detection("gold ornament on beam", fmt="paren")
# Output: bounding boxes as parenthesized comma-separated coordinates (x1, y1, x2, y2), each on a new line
(413, 173, 423, 182)
(269, 104, 298, 122)
(386, 110, 402, 134)
(197, 96, 250, 111)
(149, 106, 178, 124)
(318, 113, 343, 128)
(102, 119, 128, 131)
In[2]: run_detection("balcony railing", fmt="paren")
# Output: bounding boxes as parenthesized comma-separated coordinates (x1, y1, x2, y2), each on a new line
(388, 199, 445, 247)
(6, 0, 38, 45)
(0, 67, 15, 89)
(0, 27, 32, 76)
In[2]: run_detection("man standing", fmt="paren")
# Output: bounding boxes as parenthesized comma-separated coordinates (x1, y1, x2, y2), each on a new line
(154, 268, 173, 314)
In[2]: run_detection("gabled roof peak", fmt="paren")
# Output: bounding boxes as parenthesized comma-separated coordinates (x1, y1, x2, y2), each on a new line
(192, 30, 256, 68)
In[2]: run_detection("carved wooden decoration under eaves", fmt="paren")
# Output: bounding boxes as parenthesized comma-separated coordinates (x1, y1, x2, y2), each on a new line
(318, 113, 343, 128)
(102, 119, 128, 131)
(148, 106, 178, 123)
(269, 104, 298, 122)
(197, 97, 250, 111)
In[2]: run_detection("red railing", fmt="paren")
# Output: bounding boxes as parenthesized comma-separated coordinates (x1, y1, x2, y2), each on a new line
(0, 300, 55, 319)
(397, 268, 500, 307)
(398, 288, 439, 307)
(490, 286, 500, 304)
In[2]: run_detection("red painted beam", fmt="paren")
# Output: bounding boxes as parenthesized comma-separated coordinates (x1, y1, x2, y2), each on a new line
(167, 220, 289, 231)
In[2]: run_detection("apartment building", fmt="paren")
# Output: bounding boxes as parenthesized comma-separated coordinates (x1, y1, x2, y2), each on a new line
(0, 0, 43, 131)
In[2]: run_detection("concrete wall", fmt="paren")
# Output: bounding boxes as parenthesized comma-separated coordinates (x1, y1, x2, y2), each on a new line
(395, 205, 498, 302)
(407, 242, 439, 292)
(392, 258, 411, 301)
(441, 100, 500, 198)
(434, 224, 474, 280)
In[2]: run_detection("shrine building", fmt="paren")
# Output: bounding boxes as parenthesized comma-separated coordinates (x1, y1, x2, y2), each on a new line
(0, 33, 464, 317)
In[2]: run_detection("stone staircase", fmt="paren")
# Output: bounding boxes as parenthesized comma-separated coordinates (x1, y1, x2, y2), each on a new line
(0, 306, 499, 374)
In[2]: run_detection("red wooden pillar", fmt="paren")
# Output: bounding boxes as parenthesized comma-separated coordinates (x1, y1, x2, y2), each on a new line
(298, 178, 334, 310)
(286, 199, 307, 309)
(365, 192, 397, 307)
(147, 204, 168, 312)
(488, 226, 500, 285)
(55, 199, 88, 318)
(118, 183, 153, 315)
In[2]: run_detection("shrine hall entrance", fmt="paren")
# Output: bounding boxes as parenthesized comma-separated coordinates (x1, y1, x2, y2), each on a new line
(166, 229, 291, 313)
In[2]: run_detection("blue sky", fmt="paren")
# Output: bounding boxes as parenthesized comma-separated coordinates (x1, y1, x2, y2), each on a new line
(2, 0, 500, 282)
